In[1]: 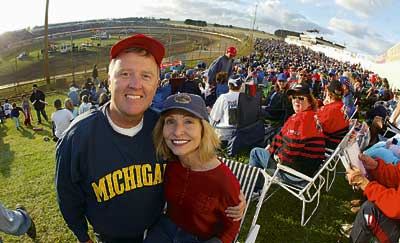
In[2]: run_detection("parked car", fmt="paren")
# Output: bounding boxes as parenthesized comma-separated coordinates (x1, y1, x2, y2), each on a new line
(17, 52, 28, 60)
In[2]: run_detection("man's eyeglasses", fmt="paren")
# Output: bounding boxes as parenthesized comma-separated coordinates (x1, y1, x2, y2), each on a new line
(292, 96, 305, 101)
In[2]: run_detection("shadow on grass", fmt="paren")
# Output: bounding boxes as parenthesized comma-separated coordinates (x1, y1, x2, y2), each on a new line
(0, 125, 14, 178)
(17, 126, 35, 139)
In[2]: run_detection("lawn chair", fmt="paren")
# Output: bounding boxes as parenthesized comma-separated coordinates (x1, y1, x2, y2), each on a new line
(325, 119, 357, 192)
(383, 120, 400, 138)
(219, 157, 269, 243)
(349, 105, 358, 119)
(262, 143, 347, 226)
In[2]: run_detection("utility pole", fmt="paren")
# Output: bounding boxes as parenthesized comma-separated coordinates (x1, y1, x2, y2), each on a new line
(250, 4, 258, 53)
(43, 0, 50, 85)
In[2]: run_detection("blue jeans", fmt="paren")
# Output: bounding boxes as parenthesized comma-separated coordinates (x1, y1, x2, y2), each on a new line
(144, 215, 221, 243)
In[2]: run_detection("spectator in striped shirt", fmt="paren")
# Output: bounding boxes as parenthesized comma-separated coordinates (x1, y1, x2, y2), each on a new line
(249, 83, 326, 183)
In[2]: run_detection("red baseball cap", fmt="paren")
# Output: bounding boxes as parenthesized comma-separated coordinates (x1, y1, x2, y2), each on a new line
(226, 46, 237, 56)
(110, 34, 165, 66)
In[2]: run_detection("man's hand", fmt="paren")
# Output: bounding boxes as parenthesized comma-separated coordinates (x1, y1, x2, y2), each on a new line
(358, 153, 378, 170)
(225, 191, 246, 221)
(346, 167, 370, 191)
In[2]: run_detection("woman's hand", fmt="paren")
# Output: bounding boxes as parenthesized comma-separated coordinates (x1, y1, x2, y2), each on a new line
(346, 167, 370, 191)
(225, 191, 246, 221)
(358, 153, 378, 170)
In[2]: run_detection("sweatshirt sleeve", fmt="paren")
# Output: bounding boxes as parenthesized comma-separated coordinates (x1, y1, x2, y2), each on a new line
(363, 158, 400, 219)
(217, 175, 241, 243)
(55, 128, 90, 242)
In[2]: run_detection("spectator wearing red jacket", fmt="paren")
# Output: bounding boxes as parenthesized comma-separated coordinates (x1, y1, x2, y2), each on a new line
(347, 154, 400, 243)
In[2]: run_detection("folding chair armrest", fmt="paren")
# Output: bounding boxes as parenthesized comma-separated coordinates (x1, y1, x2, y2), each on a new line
(276, 163, 313, 181)
(244, 224, 260, 243)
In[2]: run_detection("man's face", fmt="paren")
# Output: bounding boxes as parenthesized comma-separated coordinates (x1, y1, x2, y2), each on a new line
(32, 87, 37, 93)
(108, 52, 159, 128)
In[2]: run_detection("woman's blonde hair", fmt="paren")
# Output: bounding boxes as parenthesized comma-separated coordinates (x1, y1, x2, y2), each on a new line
(153, 112, 220, 163)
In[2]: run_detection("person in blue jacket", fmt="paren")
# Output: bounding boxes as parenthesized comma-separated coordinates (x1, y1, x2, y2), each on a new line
(55, 34, 245, 243)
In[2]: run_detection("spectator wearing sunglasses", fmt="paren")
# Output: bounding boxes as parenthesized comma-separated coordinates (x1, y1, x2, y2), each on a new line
(249, 83, 326, 184)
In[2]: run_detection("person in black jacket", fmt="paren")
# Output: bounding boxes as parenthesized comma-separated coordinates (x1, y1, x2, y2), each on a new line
(29, 84, 48, 124)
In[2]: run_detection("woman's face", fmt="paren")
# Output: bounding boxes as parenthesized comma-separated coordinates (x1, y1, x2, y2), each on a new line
(277, 80, 287, 89)
(292, 95, 311, 113)
(163, 110, 202, 159)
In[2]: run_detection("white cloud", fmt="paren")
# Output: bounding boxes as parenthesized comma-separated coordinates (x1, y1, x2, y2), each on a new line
(328, 17, 394, 55)
(335, 0, 393, 18)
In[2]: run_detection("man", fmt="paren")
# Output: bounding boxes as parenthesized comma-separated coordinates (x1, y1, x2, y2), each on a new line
(51, 99, 74, 142)
(55, 34, 244, 243)
(206, 46, 237, 85)
(29, 84, 48, 124)
(178, 69, 202, 96)
(346, 154, 400, 243)
(210, 75, 243, 142)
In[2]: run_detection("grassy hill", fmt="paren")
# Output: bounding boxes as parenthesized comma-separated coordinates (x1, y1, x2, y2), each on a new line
(0, 92, 360, 243)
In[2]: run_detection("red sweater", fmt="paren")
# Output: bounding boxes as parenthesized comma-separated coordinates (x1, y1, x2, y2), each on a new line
(316, 101, 350, 149)
(364, 158, 400, 219)
(269, 109, 326, 177)
(165, 160, 240, 243)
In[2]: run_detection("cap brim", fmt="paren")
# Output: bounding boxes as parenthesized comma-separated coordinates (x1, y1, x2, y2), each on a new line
(162, 106, 209, 121)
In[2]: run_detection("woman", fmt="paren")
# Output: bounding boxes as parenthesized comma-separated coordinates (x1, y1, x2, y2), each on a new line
(64, 98, 78, 118)
(317, 80, 350, 149)
(250, 83, 326, 179)
(146, 93, 241, 243)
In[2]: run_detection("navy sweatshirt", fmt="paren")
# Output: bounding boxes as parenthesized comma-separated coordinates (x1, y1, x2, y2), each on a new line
(55, 103, 166, 242)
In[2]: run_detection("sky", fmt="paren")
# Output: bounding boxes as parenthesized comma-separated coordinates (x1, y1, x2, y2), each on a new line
(2, 0, 399, 56)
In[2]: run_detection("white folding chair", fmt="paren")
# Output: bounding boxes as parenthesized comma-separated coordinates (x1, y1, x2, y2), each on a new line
(219, 157, 269, 243)
(349, 105, 358, 119)
(325, 119, 357, 191)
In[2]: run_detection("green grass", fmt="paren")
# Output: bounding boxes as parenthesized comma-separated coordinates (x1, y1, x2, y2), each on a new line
(0, 93, 360, 242)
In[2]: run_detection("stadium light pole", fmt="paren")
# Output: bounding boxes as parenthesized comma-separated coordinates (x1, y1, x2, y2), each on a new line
(43, 0, 50, 85)
(249, 3, 258, 53)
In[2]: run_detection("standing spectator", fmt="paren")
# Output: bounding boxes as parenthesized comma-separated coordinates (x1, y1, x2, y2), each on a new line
(21, 95, 32, 127)
(3, 99, 12, 118)
(0, 202, 36, 240)
(29, 84, 48, 124)
(0, 102, 5, 124)
(51, 99, 74, 141)
(78, 95, 91, 115)
(92, 64, 99, 85)
(206, 46, 237, 85)
(10, 103, 23, 129)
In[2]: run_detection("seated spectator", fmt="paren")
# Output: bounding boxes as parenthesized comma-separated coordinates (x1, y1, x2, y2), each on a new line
(365, 105, 389, 148)
(317, 80, 350, 149)
(146, 93, 241, 243)
(0, 101, 5, 123)
(210, 75, 243, 142)
(179, 69, 202, 96)
(152, 78, 171, 112)
(263, 73, 294, 124)
(3, 99, 12, 118)
(10, 103, 23, 129)
(346, 154, 400, 243)
(78, 95, 91, 115)
(215, 72, 229, 98)
(52, 99, 74, 141)
(249, 83, 326, 180)
(98, 93, 109, 107)
(340, 76, 356, 117)
(64, 98, 78, 118)
(68, 85, 80, 106)
(364, 137, 400, 165)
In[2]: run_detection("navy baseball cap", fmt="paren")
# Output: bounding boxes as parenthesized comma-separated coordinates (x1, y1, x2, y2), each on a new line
(162, 93, 209, 121)
(110, 34, 165, 66)
(287, 83, 311, 96)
